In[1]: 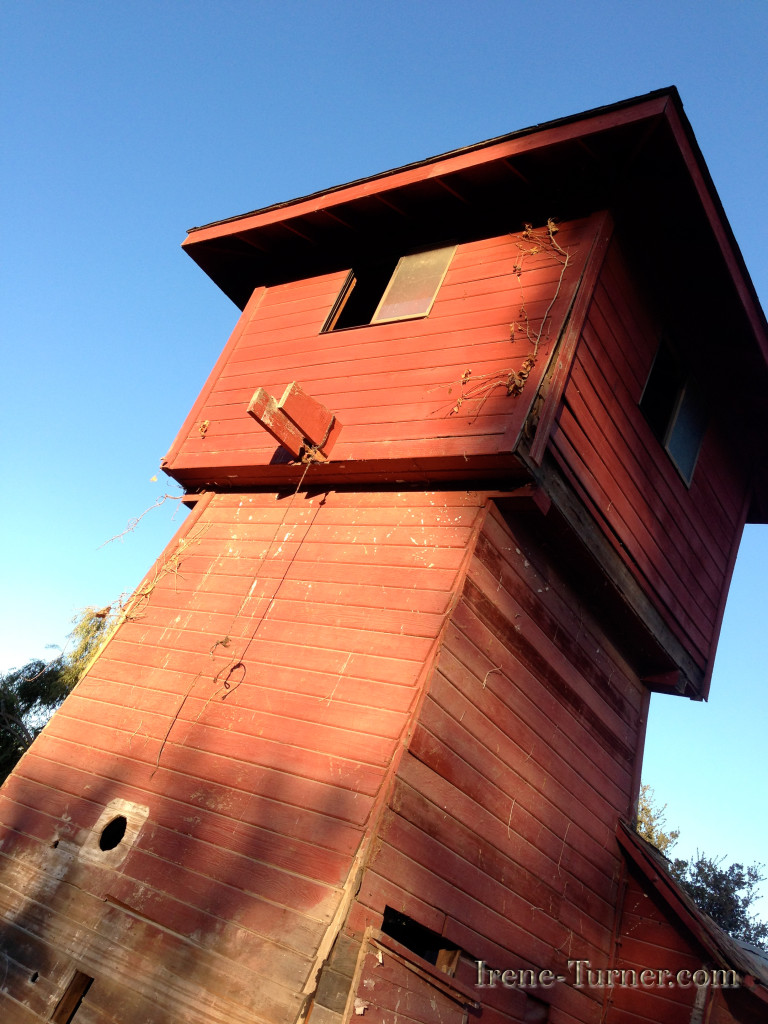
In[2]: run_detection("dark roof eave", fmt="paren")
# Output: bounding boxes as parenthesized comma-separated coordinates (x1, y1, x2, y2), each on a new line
(185, 87, 681, 237)
(182, 87, 768, 381)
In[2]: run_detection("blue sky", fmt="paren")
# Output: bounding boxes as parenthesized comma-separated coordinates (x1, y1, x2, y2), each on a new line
(2, 2, 766, 914)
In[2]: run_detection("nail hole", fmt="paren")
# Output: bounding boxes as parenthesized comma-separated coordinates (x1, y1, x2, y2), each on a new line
(30, 972, 39, 983)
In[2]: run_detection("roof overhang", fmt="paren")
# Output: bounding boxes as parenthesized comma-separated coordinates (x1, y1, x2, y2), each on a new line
(181, 88, 768, 521)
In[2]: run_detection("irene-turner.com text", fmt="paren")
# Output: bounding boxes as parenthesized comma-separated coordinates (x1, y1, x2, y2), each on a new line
(475, 960, 739, 990)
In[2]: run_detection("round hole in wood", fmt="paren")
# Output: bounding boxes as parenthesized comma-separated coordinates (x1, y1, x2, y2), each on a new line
(99, 815, 128, 851)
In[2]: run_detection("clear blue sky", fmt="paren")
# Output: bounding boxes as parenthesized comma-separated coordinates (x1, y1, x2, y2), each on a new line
(2, 2, 766, 915)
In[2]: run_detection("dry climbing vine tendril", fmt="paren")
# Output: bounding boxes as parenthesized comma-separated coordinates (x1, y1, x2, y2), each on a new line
(447, 219, 571, 417)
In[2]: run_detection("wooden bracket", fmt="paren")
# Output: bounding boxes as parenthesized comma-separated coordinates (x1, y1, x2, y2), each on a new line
(508, 482, 552, 516)
(494, 483, 552, 517)
(248, 382, 342, 460)
(248, 387, 306, 457)
(641, 670, 683, 693)
(279, 382, 343, 454)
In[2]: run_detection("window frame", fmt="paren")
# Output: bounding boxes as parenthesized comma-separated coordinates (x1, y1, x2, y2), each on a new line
(322, 243, 456, 332)
(639, 339, 707, 486)
(369, 244, 457, 325)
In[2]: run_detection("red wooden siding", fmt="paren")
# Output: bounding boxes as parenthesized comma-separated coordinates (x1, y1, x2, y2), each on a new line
(610, 870, 708, 1023)
(353, 504, 649, 1024)
(0, 488, 486, 1023)
(549, 238, 751, 679)
(347, 939, 471, 1024)
(608, 869, 752, 1024)
(5, 91, 767, 1024)
(163, 220, 598, 487)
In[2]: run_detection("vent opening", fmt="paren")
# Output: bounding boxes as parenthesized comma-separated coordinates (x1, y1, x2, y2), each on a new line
(327, 258, 398, 330)
(382, 907, 459, 975)
(324, 245, 455, 331)
(99, 815, 127, 851)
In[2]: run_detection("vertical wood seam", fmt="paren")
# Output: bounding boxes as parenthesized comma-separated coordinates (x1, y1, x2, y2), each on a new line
(294, 498, 491, 1021)
(529, 210, 615, 465)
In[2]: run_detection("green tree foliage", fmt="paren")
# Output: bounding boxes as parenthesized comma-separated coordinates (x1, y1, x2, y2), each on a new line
(670, 854, 768, 948)
(0, 607, 114, 784)
(636, 783, 680, 855)
(637, 785, 767, 949)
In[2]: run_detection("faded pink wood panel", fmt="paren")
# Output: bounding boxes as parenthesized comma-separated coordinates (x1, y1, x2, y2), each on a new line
(356, 504, 646, 1024)
(164, 220, 598, 485)
(348, 940, 470, 1024)
(0, 488, 486, 1023)
(607, 872, 718, 1024)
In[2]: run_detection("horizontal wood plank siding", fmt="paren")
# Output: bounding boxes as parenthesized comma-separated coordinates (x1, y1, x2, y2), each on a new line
(607, 870, 727, 1024)
(0, 488, 485, 1023)
(549, 238, 751, 673)
(357, 504, 647, 1024)
(164, 220, 597, 484)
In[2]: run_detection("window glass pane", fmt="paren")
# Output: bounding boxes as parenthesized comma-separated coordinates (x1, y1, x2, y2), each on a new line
(371, 245, 455, 323)
(640, 341, 685, 442)
(666, 382, 707, 484)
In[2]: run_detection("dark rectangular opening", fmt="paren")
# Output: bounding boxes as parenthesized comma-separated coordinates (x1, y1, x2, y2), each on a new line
(323, 245, 455, 331)
(639, 340, 684, 441)
(640, 338, 707, 485)
(382, 906, 459, 975)
(50, 970, 94, 1024)
(325, 259, 399, 330)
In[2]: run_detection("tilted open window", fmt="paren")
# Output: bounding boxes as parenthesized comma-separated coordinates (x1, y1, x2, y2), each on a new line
(324, 244, 456, 331)
(640, 339, 707, 485)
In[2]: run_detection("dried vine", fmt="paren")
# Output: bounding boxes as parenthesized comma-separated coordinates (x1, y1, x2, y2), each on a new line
(125, 522, 212, 622)
(98, 492, 185, 548)
(151, 451, 322, 774)
(446, 218, 572, 418)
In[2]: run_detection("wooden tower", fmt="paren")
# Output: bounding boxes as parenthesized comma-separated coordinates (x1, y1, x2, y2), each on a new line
(1, 89, 766, 1024)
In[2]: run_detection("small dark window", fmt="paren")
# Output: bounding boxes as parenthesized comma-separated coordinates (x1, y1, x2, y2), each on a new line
(326, 257, 399, 330)
(99, 815, 127, 851)
(640, 340, 707, 485)
(665, 380, 707, 482)
(382, 907, 459, 975)
(324, 245, 455, 331)
(639, 342, 684, 441)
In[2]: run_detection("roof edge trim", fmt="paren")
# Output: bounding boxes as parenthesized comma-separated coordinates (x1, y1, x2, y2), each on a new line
(183, 89, 675, 244)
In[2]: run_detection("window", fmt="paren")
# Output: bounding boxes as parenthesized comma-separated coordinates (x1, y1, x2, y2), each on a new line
(324, 244, 456, 331)
(640, 340, 707, 484)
